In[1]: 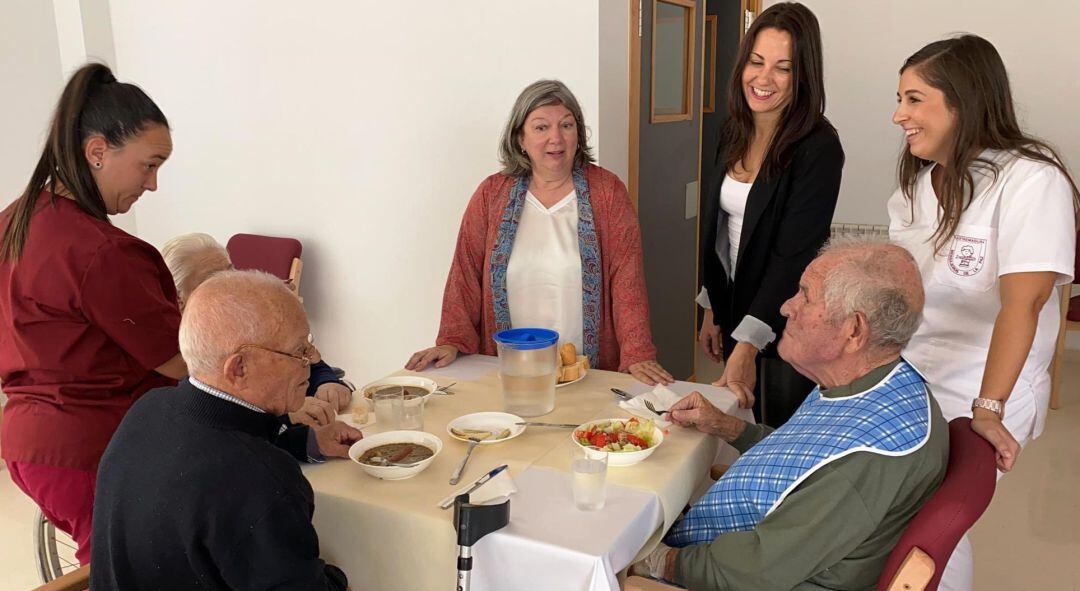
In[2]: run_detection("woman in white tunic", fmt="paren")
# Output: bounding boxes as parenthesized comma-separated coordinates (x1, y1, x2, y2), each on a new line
(888, 34, 1079, 591)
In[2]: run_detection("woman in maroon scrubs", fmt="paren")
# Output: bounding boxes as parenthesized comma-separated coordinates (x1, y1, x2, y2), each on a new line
(0, 63, 185, 564)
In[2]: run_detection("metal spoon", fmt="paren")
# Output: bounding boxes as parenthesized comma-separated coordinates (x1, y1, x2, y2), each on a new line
(449, 431, 492, 485)
(365, 456, 424, 468)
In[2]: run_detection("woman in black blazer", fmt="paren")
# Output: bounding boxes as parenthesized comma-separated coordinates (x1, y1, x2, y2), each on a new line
(697, 2, 843, 427)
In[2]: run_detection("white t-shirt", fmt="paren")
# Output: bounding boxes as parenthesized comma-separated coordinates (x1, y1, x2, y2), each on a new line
(888, 150, 1076, 439)
(720, 174, 753, 274)
(506, 190, 584, 351)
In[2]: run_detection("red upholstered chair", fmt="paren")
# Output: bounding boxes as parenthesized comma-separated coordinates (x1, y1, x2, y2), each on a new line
(1050, 228, 1080, 409)
(225, 233, 304, 297)
(876, 417, 997, 591)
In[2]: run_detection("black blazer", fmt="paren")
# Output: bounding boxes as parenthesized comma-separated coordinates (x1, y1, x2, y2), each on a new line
(701, 122, 844, 359)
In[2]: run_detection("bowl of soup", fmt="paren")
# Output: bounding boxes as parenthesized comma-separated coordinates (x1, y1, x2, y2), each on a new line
(348, 430, 443, 480)
(360, 376, 440, 411)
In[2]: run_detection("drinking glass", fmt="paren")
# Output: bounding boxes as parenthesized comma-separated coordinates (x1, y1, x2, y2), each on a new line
(400, 395, 425, 431)
(372, 386, 404, 430)
(570, 446, 607, 511)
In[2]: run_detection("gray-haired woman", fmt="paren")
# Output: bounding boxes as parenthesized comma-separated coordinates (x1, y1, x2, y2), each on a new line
(407, 80, 672, 385)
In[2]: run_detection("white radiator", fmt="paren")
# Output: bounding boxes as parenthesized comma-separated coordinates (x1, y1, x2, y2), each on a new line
(830, 223, 890, 241)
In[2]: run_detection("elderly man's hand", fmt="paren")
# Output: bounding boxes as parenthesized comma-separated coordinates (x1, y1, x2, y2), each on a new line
(315, 382, 352, 412)
(288, 397, 336, 427)
(668, 392, 747, 443)
(713, 341, 757, 409)
(628, 543, 678, 581)
(314, 421, 363, 459)
(971, 407, 1021, 472)
(405, 345, 459, 371)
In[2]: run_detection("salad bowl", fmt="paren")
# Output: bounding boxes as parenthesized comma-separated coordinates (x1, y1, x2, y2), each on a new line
(571, 417, 664, 467)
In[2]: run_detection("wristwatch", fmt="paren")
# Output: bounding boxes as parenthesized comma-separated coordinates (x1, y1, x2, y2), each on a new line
(971, 397, 1004, 417)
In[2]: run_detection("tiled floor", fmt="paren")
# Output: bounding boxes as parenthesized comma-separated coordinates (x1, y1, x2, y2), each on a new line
(2, 353, 1078, 589)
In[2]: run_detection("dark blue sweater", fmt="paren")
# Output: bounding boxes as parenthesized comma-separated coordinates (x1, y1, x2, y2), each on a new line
(90, 381, 348, 590)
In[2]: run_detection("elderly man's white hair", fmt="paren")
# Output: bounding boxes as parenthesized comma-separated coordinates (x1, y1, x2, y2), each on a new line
(818, 237, 924, 351)
(161, 233, 232, 299)
(179, 269, 300, 376)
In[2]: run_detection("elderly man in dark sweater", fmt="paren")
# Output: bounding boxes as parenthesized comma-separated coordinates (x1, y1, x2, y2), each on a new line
(91, 270, 360, 590)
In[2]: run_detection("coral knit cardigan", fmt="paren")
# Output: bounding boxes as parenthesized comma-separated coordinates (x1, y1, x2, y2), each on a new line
(435, 164, 657, 372)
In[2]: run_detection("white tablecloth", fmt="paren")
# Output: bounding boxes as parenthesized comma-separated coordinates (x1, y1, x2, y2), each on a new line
(306, 358, 754, 591)
(471, 467, 663, 591)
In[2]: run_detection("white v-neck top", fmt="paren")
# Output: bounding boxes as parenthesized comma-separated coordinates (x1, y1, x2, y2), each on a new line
(720, 173, 753, 273)
(506, 190, 584, 350)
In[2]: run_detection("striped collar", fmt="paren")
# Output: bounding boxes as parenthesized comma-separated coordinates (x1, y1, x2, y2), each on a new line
(189, 377, 266, 414)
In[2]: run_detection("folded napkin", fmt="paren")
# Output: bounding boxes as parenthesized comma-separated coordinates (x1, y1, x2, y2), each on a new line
(618, 384, 682, 428)
(437, 468, 518, 508)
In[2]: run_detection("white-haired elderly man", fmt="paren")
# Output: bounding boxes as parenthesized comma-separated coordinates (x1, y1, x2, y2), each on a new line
(90, 271, 359, 590)
(162, 232, 355, 428)
(631, 240, 949, 590)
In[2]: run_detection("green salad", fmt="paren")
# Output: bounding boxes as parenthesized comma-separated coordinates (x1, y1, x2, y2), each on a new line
(574, 418, 655, 452)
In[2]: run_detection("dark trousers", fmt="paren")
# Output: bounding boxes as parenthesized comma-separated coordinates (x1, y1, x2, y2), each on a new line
(753, 355, 815, 428)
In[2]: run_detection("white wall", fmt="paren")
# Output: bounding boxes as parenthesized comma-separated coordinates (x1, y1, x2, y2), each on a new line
(598, 0, 630, 184)
(0, 2, 64, 204)
(763, 0, 1080, 226)
(110, 0, 613, 380)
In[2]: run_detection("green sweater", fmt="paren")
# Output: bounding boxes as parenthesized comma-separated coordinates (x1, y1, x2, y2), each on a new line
(673, 360, 949, 591)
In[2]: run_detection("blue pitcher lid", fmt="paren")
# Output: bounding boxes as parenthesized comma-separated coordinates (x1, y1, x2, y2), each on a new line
(493, 328, 559, 350)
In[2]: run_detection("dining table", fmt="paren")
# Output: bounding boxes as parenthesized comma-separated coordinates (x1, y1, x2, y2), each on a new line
(303, 355, 753, 591)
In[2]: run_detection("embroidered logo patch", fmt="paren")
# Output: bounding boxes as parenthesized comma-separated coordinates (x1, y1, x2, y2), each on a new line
(947, 235, 986, 276)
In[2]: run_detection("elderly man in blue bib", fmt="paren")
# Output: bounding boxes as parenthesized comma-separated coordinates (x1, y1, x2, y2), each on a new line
(632, 239, 949, 590)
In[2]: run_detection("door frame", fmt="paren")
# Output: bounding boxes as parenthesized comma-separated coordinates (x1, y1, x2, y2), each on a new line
(628, 0, 707, 378)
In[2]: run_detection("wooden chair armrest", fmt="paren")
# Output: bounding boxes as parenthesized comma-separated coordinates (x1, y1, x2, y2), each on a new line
(32, 564, 90, 591)
(884, 547, 935, 591)
(624, 575, 683, 590)
(709, 464, 730, 480)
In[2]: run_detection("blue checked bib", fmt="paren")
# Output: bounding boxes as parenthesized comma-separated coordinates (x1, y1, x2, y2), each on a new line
(666, 361, 931, 546)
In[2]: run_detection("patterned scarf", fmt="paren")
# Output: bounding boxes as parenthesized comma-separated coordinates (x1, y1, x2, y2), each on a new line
(489, 166, 602, 367)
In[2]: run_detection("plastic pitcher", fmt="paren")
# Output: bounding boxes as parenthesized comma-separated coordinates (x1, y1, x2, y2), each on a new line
(493, 328, 559, 417)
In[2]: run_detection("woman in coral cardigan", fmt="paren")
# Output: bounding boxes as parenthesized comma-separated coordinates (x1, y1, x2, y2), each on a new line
(407, 80, 672, 385)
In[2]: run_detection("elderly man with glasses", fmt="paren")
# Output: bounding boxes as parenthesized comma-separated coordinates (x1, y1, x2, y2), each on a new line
(631, 239, 949, 591)
(90, 270, 359, 590)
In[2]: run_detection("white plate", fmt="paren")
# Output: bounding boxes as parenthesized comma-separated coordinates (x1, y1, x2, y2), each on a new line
(556, 367, 588, 388)
(446, 412, 526, 445)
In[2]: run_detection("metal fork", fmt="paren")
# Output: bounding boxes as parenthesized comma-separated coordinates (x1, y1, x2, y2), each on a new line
(449, 430, 491, 485)
(432, 382, 457, 395)
(642, 399, 670, 417)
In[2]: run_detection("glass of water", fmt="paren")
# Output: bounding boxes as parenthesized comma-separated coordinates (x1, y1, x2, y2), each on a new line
(400, 395, 425, 431)
(372, 386, 403, 430)
(570, 446, 607, 511)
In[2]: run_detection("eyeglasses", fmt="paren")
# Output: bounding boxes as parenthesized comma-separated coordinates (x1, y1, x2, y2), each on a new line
(236, 334, 316, 367)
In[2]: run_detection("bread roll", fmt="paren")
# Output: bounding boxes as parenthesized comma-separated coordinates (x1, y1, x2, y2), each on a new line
(577, 355, 590, 371)
(560, 343, 577, 366)
(561, 363, 580, 382)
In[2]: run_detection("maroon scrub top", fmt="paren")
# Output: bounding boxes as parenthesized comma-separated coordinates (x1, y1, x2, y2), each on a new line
(0, 195, 180, 470)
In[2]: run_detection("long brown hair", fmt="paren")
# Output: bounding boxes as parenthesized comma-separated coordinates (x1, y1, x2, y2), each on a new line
(898, 35, 1080, 252)
(718, 2, 831, 179)
(1, 63, 168, 262)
